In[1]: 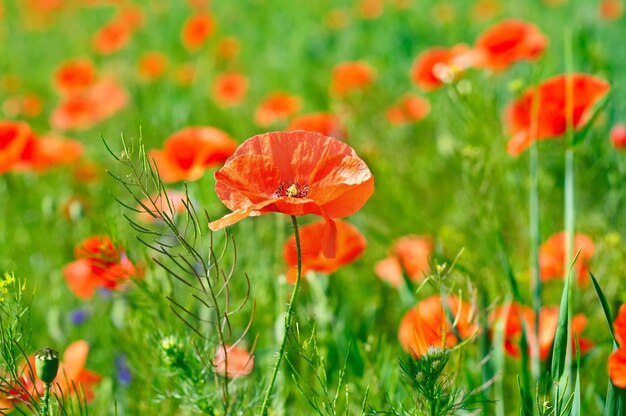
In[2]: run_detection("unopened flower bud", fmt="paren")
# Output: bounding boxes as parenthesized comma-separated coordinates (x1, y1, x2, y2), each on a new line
(36, 347, 59, 384)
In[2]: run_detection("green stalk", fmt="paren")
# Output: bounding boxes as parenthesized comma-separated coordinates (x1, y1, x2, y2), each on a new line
(42, 383, 51, 416)
(259, 215, 302, 416)
(562, 27, 576, 390)
(529, 107, 541, 392)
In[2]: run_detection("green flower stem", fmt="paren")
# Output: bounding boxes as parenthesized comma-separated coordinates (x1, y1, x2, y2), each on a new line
(562, 27, 575, 390)
(41, 383, 51, 416)
(529, 117, 541, 390)
(259, 215, 302, 416)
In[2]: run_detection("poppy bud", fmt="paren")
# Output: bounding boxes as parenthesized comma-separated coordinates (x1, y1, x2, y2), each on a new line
(36, 347, 59, 384)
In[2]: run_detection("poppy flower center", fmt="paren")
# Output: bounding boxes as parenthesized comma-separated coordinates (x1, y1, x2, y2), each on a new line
(275, 181, 310, 198)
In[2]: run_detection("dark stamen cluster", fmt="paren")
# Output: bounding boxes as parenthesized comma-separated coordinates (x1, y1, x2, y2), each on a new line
(274, 182, 310, 198)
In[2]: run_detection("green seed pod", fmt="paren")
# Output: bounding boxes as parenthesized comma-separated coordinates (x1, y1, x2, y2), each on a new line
(35, 347, 59, 385)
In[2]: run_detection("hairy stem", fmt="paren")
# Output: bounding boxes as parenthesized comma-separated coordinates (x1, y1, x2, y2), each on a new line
(41, 383, 50, 416)
(259, 215, 302, 415)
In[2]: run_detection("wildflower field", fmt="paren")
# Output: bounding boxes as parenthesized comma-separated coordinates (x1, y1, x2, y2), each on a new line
(2, 0, 626, 414)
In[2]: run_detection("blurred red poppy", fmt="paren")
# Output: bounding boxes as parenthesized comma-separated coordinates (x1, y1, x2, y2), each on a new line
(492, 303, 593, 360)
(471, 0, 501, 21)
(208, 131, 374, 258)
(539, 231, 595, 285)
(137, 190, 188, 223)
(600, 0, 623, 20)
(216, 36, 240, 60)
(474, 19, 547, 71)
(386, 93, 431, 125)
(411, 45, 475, 91)
(0, 121, 34, 174)
(2, 93, 44, 118)
(375, 235, 433, 287)
(149, 126, 237, 183)
(283, 219, 366, 283)
(16, 133, 83, 172)
(287, 112, 347, 141)
(610, 124, 626, 150)
(138, 52, 169, 81)
(399, 295, 477, 357)
(358, 0, 383, 20)
(182, 13, 215, 50)
(174, 63, 197, 87)
(254, 92, 302, 127)
(63, 236, 141, 300)
(214, 345, 254, 378)
(54, 59, 97, 96)
(330, 61, 376, 97)
(116, 4, 144, 31)
(0, 340, 101, 411)
(211, 72, 248, 107)
(609, 304, 626, 387)
(51, 78, 128, 131)
(505, 74, 610, 155)
(92, 19, 131, 55)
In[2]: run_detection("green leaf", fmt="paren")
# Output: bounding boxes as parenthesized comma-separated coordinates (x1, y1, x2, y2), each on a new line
(604, 373, 626, 416)
(572, 91, 611, 146)
(495, 231, 524, 304)
(571, 334, 581, 416)
(588, 267, 616, 343)
(550, 263, 571, 381)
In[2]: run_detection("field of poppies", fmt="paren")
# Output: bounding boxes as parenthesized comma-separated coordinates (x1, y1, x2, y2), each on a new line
(2, 0, 626, 415)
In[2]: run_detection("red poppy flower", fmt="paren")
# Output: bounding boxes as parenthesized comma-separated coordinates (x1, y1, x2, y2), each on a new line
(254, 92, 302, 127)
(474, 19, 547, 71)
(357, 0, 383, 20)
(137, 190, 188, 223)
(386, 93, 431, 125)
(214, 345, 254, 378)
(208, 131, 374, 258)
(211, 72, 248, 107)
(614, 304, 626, 346)
(600, 0, 623, 20)
(216, 36, 240, 60)
(610, 124, 626, 150)
(374, 235, 433, 287)
(138, 52, 169, 81)
(149, 127, 237, 183)
(491, 303, 593, 360)
(17, 133, 83, 172)
(287, 112, 347, 141)
(471, 0, 501, 21)
(0, 340, 101, 411)
(174, 63, 197, 87)
(324, 9, 350, 30)
(54, 59, 96, 96)
(330, 61, 376, 97)
(398, 295, 477, 357)
(411, 45, 477, 91)
(116, 4, 144, 31)
(2, 93, 43, 118)
(50, 78, 128, 131)
(73, 161, 102, 183)
(0, 121, 34, 174)
(63, 236, 141, 300)
(92, 19, 131, 55)
(610, 304, 626, 387)
(538, 231, 595, 285)
(283, 219, 366, 284)
(182, 13, 215, 50)
(505, 74, 610, 155)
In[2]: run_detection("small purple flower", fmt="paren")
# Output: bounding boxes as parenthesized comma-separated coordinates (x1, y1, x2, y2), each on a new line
(115, 354, 132, 386)
(70, 309, 89, 325)
(97, 287, 113, 298)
